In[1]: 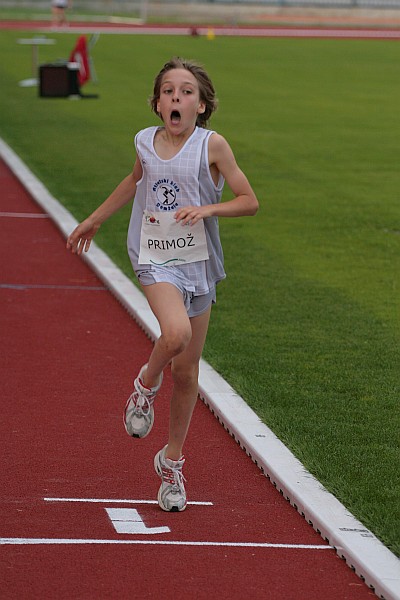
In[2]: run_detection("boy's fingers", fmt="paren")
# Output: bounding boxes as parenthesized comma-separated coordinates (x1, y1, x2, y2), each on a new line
(78, 238, 86, 255)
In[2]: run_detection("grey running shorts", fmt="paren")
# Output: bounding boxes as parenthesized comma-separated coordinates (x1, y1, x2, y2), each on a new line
(136, 270, 216, 318)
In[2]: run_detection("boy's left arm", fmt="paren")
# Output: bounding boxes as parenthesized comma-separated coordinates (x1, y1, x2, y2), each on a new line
(175, 133, 258, 225)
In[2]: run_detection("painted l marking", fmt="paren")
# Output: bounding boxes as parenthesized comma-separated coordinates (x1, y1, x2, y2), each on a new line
(105, 508, 170, 535)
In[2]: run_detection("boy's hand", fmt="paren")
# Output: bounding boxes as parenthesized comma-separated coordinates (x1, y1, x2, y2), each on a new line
(66, 219, 100, 255)
(174, 205, 213, 226)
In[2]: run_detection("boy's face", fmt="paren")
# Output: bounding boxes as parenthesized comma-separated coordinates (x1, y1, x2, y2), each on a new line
(157, 68, 205, 133)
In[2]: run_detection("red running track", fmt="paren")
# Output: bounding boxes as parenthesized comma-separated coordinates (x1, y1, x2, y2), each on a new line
(0, 159, 376, 598)
(1, 19, 400, 39)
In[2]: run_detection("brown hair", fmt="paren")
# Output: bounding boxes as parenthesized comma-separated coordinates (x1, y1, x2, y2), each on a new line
(150, 57, 218, 128)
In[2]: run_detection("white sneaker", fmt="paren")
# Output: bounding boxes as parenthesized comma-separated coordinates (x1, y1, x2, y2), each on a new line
(154, 445, 187, 512)
(123, 365, 163, 439)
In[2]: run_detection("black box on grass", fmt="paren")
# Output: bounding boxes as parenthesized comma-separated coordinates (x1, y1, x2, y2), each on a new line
(39, 63, 80, 98)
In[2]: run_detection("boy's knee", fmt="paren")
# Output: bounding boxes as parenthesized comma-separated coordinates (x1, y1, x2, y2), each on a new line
(171, 362, 199, 388)
(163, 326, 192, 357)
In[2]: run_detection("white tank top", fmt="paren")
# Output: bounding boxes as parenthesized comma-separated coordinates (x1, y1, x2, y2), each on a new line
(127, 126, 226, 295)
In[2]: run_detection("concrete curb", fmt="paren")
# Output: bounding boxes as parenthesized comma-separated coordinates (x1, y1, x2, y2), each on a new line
(1, 136, 399, 600)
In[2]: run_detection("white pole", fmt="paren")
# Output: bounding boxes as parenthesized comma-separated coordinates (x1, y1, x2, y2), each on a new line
(140, 0, 148, 23)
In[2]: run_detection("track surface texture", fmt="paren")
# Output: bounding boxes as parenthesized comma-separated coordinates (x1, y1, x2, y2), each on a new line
(0, 155, 380, 600)
(1, 16, 400, 38)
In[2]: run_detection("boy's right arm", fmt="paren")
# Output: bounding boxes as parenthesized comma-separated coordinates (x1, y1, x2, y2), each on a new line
(66, 160, 142, 255)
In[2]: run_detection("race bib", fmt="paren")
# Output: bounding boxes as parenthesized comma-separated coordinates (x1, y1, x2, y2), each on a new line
(138, 211, 209, 266)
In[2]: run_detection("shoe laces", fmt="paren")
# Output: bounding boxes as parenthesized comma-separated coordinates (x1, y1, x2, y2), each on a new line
(131, 378, 156, 416)
(161, 461, 186, 494)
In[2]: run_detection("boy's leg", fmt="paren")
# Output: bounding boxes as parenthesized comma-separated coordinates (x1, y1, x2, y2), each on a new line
(166, 306, 212, 460)
(124, 282, 193, 439)
(154, 306, 211, 511)
(140, 282, 192, 388)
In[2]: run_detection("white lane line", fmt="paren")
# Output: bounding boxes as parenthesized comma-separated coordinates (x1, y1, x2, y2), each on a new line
(0, 284, 107, 290)
(44, 497, 213, 506)
(0, 538, 333, 549)
(0, 212, 49, 218)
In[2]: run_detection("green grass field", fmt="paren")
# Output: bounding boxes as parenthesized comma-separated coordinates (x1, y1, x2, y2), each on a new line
(1, 27, 399, 556)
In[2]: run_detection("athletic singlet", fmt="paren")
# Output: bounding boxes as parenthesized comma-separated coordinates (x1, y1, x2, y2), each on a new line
(127, 126, 226, 296)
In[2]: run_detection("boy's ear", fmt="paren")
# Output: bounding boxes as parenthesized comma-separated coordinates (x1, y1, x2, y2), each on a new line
(198, 102, 206, 114)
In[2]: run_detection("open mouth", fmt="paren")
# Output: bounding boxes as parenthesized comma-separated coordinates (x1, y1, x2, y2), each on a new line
(170, 110, 181, 125)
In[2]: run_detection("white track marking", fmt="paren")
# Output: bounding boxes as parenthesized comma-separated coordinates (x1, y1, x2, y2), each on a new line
(0, 538, 332, 549)
(0, 212, 49, 218)
(0, 284, 106, 290)
(105, 508, 170, 535)
(44, 497, 213, 506)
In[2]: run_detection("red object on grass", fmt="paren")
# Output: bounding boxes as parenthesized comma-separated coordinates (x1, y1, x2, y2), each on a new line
(69, 35, 90, 86)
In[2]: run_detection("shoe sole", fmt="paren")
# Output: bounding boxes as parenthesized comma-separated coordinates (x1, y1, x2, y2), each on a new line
(154, 453, 187, 513)
(123, 400, 154, 439)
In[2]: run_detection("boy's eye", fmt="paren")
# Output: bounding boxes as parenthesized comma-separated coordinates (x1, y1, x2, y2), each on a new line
(161, 88, 193, 95)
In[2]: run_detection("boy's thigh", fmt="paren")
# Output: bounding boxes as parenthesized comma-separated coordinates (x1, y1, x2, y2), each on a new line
(140, 281, 190, 335)
(173, 306, 212, 369)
